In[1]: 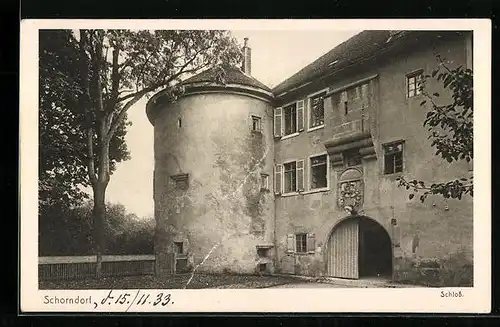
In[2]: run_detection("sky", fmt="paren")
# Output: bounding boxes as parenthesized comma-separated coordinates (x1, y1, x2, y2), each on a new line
(104, 30, 361, 217)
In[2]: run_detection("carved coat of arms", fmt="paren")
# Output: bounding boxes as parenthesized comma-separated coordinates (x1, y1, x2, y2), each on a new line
(337, 179, 364, 212)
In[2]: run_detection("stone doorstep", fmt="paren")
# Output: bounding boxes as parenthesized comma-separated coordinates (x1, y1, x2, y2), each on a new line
(271, 274, 423, 288)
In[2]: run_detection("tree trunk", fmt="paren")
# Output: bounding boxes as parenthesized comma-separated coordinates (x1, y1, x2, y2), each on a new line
(93, 181, 108, 278)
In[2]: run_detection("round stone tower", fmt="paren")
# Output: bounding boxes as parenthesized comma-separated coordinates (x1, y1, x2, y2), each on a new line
(146, 51, 275, 274)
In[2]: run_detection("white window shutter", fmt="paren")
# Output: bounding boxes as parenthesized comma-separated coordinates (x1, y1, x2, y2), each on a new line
(307, 233, 316, 253)
(296, 160, 305, 191)
(274, 164, 283, 195)
(286, 234, 295, 254)
(307, 97, 311, 128)
(297, 100, 305, 131)
(274, 107, 282, 137)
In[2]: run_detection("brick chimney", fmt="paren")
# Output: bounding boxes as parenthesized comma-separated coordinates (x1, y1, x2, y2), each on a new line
(241, 37, 251, 75)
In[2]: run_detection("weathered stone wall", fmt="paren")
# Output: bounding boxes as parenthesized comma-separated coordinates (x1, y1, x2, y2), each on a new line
(274, 33, 473, 281)
(153, 91, 275, 274)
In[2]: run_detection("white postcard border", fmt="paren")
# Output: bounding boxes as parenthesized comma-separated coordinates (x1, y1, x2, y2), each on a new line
(20, 19, 491, 313)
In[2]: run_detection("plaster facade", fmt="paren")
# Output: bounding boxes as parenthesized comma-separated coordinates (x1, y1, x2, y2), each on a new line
(151, 89, 275, 274)
(273, 33, 473, 280)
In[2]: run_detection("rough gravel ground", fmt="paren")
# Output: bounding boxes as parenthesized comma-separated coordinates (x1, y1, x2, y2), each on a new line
(39, 274, 311, 290)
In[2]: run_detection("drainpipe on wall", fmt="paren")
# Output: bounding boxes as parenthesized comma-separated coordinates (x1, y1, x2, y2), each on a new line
(273, 186, 278, 273)
(272, 153, 279, 273)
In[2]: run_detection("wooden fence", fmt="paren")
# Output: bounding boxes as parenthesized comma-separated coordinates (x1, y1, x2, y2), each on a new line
(38, 255, 157, 281)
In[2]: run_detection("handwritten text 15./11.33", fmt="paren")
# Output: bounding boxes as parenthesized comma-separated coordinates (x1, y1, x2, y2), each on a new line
(95, 290, 174, 311)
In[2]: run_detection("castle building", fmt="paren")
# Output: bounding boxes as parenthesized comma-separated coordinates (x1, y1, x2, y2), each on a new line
(146, 31, 473, 282)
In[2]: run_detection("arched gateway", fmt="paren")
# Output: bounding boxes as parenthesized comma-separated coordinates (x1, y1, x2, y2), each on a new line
(326, 216, 393, 279)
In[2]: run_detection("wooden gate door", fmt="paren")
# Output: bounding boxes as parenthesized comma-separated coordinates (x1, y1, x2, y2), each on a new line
(327, 218, 359, 279)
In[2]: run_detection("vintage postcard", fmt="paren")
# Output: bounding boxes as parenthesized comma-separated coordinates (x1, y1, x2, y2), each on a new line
(20, 19, 491, 313)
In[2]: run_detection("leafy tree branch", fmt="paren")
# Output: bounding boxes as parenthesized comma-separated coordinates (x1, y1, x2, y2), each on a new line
(397, 53, 473, 203)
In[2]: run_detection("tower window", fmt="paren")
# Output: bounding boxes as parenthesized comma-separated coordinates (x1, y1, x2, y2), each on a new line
(260, 173, 269, 190)
(177, 118, 182, 128)
(174, 242, 183, 254)
(257, 248, 269, 257)
(170, 173, 189, 190)
(251, 115, 261, 132)
(383, 142, 404, 174)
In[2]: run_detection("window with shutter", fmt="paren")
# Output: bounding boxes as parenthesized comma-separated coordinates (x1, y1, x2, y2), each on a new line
(310, 154, 327, 189)
(297, 100, 305, 131)
(295, 233, 307, 253)
(307, 233, 316, 253)
(274, 164, 283, 195)
(286, 234, 296, 253)
(283, 161, 297, 194)
(296, 160, 305, 191)
(273, 107, 282, 137)
(283, 103, 297, 136)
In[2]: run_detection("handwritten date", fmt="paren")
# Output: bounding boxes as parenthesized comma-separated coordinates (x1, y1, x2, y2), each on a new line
(94, 290, 173, 310)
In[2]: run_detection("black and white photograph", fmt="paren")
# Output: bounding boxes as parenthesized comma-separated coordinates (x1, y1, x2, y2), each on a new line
(20, 19, 490, 313)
